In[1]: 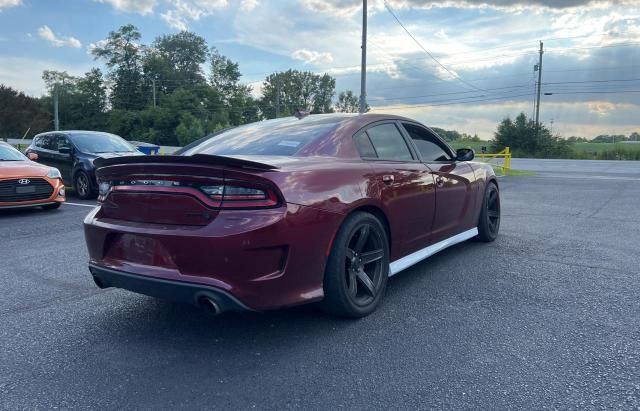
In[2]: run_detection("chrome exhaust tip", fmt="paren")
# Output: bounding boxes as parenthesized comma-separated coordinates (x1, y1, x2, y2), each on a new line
(198, 296, 221, 315)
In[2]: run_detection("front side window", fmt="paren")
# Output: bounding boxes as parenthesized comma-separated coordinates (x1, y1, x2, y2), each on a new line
(57, 135, 72, 152)
(402, 123, 453, 162)
(365, 123, 413, 161)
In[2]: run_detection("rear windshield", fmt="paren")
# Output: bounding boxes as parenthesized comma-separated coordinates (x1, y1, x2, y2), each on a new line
(182, 116, 349, 156)
(70, 133, 136, 154)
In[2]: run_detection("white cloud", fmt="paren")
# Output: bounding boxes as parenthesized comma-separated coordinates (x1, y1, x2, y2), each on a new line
(161, 10, 189, 31)
(240, 0, 258, 12)
(588, 101, 617, 116)
(0, 0, 21, 11)
(301, 0, 362, 17)
(370, 100, 640, 139)
(292, 49, 334, 65)
(37, 25, 82, 48)
(161, 0, 228, 30)
(95, 0, 156, 15)
(86, 39, 108, 56)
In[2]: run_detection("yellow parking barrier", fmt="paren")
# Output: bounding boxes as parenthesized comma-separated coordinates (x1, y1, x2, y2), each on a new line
(475, 147, 511, 176)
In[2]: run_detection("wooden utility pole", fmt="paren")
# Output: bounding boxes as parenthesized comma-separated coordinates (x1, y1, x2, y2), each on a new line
(275, 78, 281, 118)
(53, 85, 59, 131)
(359, 0, 367, 114)
(152, 78, 157, 107)
(535, 41, 544, 137)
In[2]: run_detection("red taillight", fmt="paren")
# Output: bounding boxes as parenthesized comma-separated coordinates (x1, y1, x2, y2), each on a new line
(201, 182, 280, 209)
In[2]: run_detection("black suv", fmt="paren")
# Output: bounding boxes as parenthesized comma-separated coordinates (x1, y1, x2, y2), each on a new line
(26, 131, 143, 199)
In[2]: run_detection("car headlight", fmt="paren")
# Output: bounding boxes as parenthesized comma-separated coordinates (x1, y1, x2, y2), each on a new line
(47, 167, 62, 179)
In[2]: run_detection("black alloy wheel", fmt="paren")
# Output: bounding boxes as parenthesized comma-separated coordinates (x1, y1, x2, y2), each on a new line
(321, 212, 389, 317)
(74, 171, 94, 200)
(476, 182, 500, 242)
(345, 224, 386, 306)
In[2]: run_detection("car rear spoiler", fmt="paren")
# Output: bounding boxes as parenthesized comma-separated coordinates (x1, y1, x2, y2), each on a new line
(94, 154, 279, 170)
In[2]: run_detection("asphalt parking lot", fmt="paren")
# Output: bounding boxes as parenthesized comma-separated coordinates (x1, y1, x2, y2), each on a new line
(1, 162, 639, 409)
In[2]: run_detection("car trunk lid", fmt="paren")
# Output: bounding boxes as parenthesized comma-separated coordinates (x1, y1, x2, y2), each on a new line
(95, 155, 281, 226)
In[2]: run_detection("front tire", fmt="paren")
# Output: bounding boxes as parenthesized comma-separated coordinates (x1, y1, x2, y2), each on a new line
(74, 171, 94, 200)
(320, 212, 389, 318)
(476, 181, 500, 242)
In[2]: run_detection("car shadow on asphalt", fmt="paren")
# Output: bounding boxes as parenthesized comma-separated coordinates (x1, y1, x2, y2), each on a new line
(87, 241, 489, 349)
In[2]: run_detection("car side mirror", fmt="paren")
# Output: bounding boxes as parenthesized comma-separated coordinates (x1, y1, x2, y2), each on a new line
(58, 146, 72, 154)
(27, 152, 39, 161)
(456, 148, 474, 162)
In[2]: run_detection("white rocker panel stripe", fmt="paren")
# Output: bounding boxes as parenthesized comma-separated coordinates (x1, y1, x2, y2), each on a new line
(389, 227, 478, 276)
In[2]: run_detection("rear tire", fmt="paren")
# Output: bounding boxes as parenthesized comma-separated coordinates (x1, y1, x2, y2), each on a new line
(476, 181, 500, 242)
(320, 212, 389, 318)
(42, 203, 61, 211)
(74, 171, 94, 200)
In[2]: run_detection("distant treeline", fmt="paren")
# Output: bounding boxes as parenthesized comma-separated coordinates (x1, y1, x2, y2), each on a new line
(468, 112, 640, 160)
(0, 24, 637, 160)
(0, 24, 368, 146)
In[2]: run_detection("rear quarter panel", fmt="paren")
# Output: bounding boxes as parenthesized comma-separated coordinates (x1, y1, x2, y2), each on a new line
(264, 158, 422, 261)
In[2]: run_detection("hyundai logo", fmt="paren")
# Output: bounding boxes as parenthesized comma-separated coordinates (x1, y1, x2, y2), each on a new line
(18, 179, 30, 185)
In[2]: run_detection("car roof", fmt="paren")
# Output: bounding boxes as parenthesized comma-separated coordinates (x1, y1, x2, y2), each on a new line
(34, 130, 119, 138)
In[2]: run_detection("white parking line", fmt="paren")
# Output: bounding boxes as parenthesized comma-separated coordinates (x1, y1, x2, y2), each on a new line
(63, 202, 97, 208)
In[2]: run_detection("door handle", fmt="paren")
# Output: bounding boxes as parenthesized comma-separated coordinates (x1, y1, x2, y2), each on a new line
(435, 176, 445, 187)
(382, 175, 395, 184)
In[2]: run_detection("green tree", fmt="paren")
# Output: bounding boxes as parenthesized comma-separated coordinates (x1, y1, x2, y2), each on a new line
(431, 127, 463, 142)
(227, 84, 261, 126)
(0, 85, 50, 139)
(42, 70, 77, 93)
(314, 74, 336, 114)
(335, 90, 368, 113)
(260, 70, 336, 119)
(76, 68, 107, 118)
(145, 31, 209, 95)
(210, 47, 241, 101)
(92, 24, 146, 110)
(175, 113, 205, 146)
(492, 112, 573, 158)
(209, 48, 260, 126)
(40, 69, 107, 130)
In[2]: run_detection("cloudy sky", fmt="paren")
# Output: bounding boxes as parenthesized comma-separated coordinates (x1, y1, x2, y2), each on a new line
(0, 0, 638, 138)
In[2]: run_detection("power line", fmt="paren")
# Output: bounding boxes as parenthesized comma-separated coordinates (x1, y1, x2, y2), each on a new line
(382, 0, 486, 92)
(543, 77, 640, 85)
(544, 90, 640, 95)
(370, 92, 535, 111)
(369, 83, 531, 102)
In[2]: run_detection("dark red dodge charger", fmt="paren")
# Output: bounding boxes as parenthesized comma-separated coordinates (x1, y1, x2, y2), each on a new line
(84, 113, 500, 317)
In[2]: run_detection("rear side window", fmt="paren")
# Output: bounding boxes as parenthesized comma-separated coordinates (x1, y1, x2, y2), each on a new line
(365, 123, 413, 161)
(353, 133, 377, 158)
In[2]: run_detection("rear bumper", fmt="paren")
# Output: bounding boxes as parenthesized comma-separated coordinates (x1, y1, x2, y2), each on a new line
(84, 203, 344, 311)
(89, 264, 251, 313)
